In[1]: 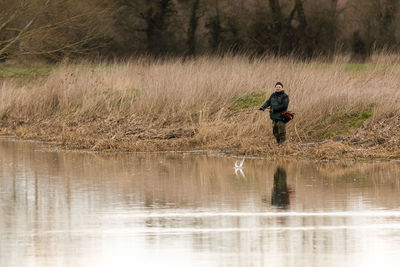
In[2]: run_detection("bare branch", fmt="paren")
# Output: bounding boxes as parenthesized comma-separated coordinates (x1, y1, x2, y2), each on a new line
(0, 18, 34, 56)
(0, 11, 17, 33)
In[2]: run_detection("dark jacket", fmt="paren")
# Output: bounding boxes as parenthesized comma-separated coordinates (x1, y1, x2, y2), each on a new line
(260, 91, 289, 120)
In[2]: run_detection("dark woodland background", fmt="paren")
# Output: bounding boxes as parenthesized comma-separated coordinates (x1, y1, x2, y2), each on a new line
(0, 0, 399, 61)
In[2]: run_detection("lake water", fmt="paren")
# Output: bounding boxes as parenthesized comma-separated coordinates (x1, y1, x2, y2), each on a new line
(1, 137, 400, 267)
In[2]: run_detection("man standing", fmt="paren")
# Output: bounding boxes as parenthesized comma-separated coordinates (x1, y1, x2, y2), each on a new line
(259, 82, 289, 144)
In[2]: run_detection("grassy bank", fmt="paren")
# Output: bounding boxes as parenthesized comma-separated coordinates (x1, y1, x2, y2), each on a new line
(1, 55, 400, 160)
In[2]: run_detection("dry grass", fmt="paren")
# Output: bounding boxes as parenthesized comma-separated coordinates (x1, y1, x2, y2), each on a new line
(1, 55, 400, 159)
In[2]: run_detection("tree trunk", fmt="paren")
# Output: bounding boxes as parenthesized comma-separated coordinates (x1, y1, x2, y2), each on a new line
(186, 0, 200, 56)
(144, 0, 173, 55)
(294, 0, 313, 59)
(268, 0, 283, 32)
(206, 0, 222, 52)
(268, 0, 283, 55)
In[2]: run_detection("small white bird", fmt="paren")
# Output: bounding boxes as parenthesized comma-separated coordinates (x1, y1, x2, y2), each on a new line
(234, 157, 246, 178)
(234, 157, 245, 169)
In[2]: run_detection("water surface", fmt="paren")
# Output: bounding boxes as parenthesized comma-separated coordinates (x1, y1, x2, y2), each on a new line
(1, 137, 400, 266)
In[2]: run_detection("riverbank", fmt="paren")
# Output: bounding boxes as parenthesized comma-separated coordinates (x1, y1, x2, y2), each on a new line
(1, 56, 399, 160)
(0, 113, 398, 161)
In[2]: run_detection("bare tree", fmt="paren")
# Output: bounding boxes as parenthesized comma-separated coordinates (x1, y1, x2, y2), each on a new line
(205, 0, 224, 52)
(0, 0, 112, 61)
(115, 0, 177, 55)
(376, 0, 398, 49)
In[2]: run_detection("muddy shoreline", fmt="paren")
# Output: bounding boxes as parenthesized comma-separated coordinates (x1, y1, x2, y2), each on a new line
(1, 119, 398, 162)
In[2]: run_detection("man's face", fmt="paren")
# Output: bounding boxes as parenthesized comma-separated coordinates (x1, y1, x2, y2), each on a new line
(275, 85, 283, 92)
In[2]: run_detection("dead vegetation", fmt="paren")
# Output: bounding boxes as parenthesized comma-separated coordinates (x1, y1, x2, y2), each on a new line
(0, 55, 399, 160)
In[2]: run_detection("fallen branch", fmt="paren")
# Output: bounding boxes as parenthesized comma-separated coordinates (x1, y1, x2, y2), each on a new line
(298, 140, 330, 147)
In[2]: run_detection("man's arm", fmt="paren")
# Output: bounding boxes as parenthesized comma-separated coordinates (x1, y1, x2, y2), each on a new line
(273, 95, 289, 112)
(259, 97, 271, 111)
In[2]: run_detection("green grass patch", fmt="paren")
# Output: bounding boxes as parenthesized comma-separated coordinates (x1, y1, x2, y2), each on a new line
(230, 91, 266, 110)
(345, 63, 375, 72)
(347, 110, 373, 128)
(312, 108, 374, 139)
(0, 65, 53, 82)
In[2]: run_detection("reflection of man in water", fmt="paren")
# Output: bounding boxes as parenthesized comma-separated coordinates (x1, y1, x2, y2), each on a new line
(271, 167, 290, 208)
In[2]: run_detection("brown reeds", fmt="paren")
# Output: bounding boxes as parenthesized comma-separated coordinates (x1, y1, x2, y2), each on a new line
(1, 55, 399, 160)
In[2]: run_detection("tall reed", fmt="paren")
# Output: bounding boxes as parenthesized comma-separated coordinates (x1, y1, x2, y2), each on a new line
(1, 55, 399, 153)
